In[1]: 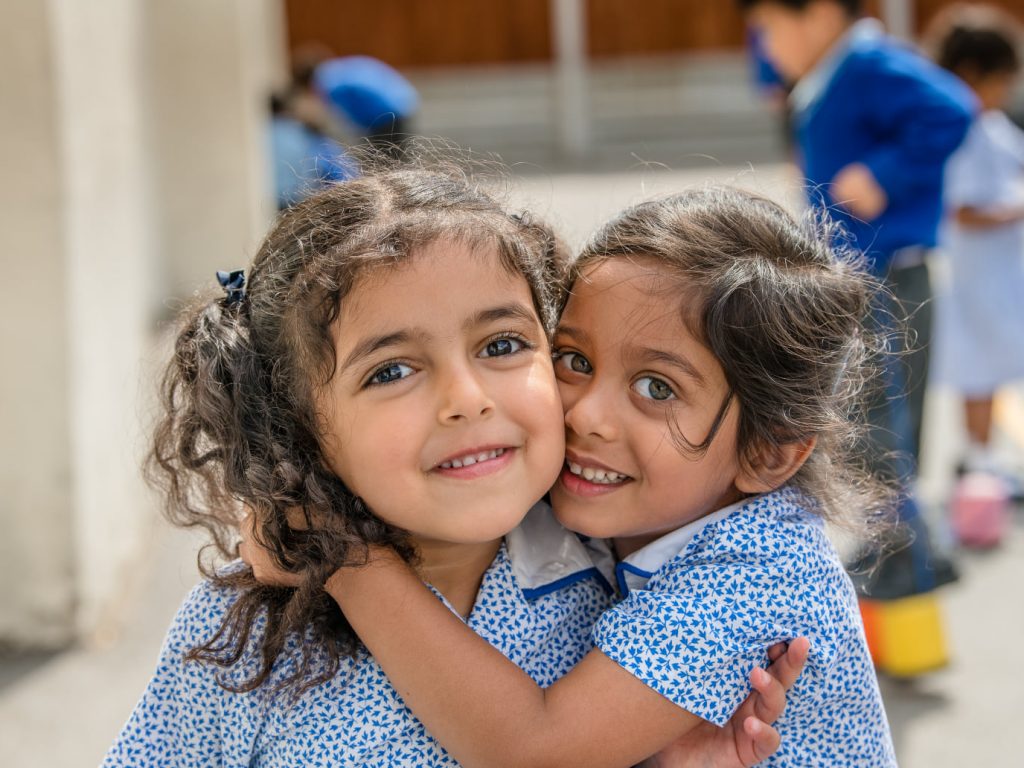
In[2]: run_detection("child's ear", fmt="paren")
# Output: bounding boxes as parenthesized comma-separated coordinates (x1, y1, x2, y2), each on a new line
(735, 436, 817, 494)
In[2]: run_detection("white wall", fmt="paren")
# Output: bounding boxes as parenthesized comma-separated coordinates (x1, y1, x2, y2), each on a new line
(145, 0, 283, 304)
(0, 0, 76, 647)
(0, 0, 282, 648)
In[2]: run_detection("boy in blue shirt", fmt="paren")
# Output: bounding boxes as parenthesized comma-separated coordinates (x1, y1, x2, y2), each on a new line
(739, 0, 975, 631)
(739, 0, 975, 466)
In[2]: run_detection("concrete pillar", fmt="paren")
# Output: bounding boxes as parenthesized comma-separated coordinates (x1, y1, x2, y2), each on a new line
(49, 0, 156, 640)
(0, 0, 282, 648)
(550, 0, 591, 160)
(0, 0, 76, 647)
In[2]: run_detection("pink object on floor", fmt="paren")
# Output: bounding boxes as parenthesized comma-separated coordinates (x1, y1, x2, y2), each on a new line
(951, 472, 1011, 549)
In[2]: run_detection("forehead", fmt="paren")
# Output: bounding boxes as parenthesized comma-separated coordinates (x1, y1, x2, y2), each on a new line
(339, 239, 537, 333)
(565, 258, 692, 330)
(562, 258, 708, 350)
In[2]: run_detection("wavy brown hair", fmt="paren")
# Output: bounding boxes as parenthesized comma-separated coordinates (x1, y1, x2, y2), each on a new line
(148, 163, 563, 693)
(568, 185, 894, 534)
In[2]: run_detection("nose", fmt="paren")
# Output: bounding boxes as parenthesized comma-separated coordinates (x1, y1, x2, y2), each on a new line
(437, 362, 495, 424)
(563, 380, 618, 441)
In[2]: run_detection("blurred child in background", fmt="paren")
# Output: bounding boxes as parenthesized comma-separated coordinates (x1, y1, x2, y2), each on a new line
(930, 4, 1024, 479)
(268, 89, 355, 210)
(314, 55, 420, 160)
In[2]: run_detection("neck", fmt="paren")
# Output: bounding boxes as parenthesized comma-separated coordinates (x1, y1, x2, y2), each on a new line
(612, 533, 662, 560)
(410, 536, 503, 618)
(801, 14, 856, 79)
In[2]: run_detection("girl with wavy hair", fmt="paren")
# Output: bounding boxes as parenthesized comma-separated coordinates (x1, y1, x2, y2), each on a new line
(105, 167, 798, 768)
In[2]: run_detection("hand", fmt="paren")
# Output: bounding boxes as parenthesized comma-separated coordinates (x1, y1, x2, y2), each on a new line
(238, 510, 303, 587)
(643, 637, 811, 768)
(832, 163, 888, 221)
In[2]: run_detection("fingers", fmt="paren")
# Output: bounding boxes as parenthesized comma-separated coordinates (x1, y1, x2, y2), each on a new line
(766, 642, 786, 662)
(749, 666, 786, 725)
(766, 636, 811, 690)
(744, 717, 781, 764)
(749, 637, 811, 724)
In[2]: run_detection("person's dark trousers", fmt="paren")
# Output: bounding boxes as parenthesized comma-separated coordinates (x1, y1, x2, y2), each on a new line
(888, 259, 932, 465)
(862, 254, 932, 475)
(852, 253, 955, 597)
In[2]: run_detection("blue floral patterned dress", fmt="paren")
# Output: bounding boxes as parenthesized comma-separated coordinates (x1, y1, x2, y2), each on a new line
(104, 503, 612, 767)
(595, 487, 896, 767)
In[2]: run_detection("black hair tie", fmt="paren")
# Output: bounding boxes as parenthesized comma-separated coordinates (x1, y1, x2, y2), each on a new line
(216, 270, 246, 305)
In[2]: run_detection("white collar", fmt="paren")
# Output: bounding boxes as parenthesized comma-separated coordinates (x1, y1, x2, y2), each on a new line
(505, 501, 611, 599)
(790, 17, 884, 114)
(614, 497, 755, 596)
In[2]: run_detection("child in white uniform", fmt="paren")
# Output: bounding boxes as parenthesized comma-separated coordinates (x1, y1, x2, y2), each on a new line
(931, 5, 1024, 471)
(106, 169, 797, 767)
(248, 187, 895, 766)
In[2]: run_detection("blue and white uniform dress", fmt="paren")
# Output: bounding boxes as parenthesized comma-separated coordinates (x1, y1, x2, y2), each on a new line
(936, 108, 1024, 396)
(594, 487, 896, 767)
(104, 502, 612, 768)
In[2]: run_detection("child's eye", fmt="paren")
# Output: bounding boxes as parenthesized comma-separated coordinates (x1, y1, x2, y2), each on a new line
(480, 335, 529, 358)
(554, 350, 593, 375)
(632, 376, 676, 401)
(367, 362, 415, 386)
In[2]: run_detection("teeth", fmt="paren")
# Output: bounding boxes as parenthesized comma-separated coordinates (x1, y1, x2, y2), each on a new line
(567, 461, 627, 484)
(440, 448, 505, 470)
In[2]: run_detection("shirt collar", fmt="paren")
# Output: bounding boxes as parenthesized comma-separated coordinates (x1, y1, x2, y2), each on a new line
(505, 501, 612, 600)
(614, 497, 754, 596)
(789, 17, 884, 114)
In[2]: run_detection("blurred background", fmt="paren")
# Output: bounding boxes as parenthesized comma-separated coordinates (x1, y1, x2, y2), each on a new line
(2, 0, 1022, 765)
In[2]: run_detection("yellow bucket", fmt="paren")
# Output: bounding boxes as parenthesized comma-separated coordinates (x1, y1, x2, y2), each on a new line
(863, 593, 949, 678)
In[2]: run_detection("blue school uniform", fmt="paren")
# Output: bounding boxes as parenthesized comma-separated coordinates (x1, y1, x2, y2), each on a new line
(104, 502, 611, 767)
(791, 18, 974, 272)
(594, 487, 896, 767)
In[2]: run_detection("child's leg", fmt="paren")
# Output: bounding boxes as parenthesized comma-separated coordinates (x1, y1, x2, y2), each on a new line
(964, 395, 994, 447)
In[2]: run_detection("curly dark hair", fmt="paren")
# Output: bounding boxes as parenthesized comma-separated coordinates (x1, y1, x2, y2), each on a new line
(567, 185, 894, 534)
(927, 4, 1022, 79)
(148, 162, 563, 694)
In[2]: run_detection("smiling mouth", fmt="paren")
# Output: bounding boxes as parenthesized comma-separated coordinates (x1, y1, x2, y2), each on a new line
(565, 460, 631, 485)
(437, 447, 508, 470)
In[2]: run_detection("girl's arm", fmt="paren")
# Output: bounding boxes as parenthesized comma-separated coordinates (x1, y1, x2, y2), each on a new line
(955, 204, 1024, 229)
(324, 548, 775, 768)
(239, 518, 806, 767)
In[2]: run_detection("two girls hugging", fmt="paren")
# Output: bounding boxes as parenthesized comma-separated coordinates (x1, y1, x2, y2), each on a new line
(106, 161, 896, 767)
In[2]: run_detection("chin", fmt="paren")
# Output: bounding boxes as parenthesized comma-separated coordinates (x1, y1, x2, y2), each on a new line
(550, 503, 612, 539)
(464, 508, 534, 542)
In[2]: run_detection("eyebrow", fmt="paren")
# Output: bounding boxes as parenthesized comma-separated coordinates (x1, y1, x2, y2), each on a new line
(636, 346, 706, 385)
(465, 302, 538, 331)
(341, 331, 415, 372)
(553, 324, 592, 346)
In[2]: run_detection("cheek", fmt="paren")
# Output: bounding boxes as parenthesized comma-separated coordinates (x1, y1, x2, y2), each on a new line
(322, 396, 415, 499)
(520, 363, 567, 471)
(528, 379, 567, 441)
(555, 377, 576, 416)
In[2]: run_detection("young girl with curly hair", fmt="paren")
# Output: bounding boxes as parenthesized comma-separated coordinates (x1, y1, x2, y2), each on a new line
(105, 168, 799, 768)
